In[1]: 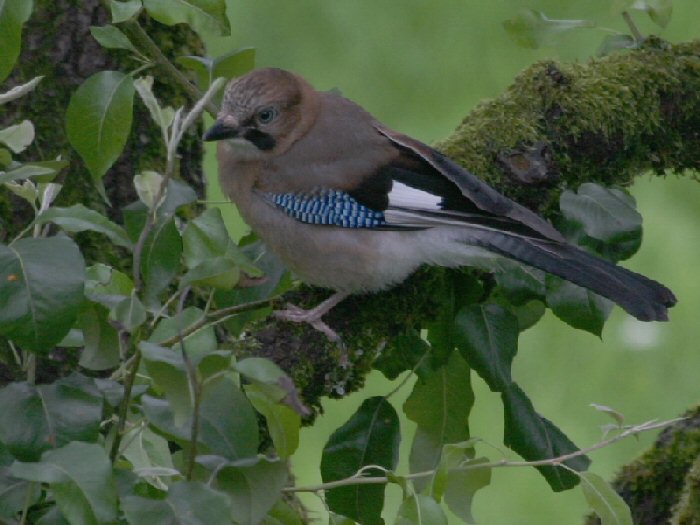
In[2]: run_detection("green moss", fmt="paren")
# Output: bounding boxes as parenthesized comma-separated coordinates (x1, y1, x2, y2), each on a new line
(672, 454, 700, 525)
(240, 267, 448, 412)
(434, 38, 700, 216)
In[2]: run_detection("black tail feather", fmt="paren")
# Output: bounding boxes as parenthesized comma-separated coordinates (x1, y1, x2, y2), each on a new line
(470, 231, 676, 322)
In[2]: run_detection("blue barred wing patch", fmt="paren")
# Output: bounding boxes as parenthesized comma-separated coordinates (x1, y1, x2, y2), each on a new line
(266, 190, 386, 228)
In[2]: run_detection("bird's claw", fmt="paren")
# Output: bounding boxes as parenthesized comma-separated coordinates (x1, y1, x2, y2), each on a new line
(274, 303, 342, 343)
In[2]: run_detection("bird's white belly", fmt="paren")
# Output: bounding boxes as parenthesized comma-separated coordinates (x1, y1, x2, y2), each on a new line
(240, 194, 512, 293)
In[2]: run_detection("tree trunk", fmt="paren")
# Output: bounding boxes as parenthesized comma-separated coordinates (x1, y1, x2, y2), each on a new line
(0, 0, 204, 382)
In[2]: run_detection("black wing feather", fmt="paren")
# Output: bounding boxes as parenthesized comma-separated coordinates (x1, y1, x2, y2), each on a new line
(351, 123, 677, 322)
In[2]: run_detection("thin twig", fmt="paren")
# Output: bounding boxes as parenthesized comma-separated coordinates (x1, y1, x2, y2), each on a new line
(109, 341, 142, 462)
(622, 11, 644, 43)
(157, 296, 278, 347)
(284, 417, 683, 493)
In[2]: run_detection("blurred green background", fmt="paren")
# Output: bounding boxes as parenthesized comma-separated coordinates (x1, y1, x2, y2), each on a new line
(203, 1, 700, 523)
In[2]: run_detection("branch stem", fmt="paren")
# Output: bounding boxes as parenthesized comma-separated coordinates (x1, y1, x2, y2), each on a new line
(285, 417, 683, 493)
(119, 20, 218, 116)
(621, 11, 644, 43)
(109, 344, 141, 462)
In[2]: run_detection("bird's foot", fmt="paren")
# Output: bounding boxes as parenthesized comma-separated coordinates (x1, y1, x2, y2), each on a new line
(274, 303, 341, 342)
(272, 291, 350, 344)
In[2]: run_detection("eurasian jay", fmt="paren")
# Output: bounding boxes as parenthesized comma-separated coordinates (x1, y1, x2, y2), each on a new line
(203, 67, 676, 340)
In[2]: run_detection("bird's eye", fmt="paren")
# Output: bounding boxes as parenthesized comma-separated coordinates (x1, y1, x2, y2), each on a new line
(256, 108, 277, 124)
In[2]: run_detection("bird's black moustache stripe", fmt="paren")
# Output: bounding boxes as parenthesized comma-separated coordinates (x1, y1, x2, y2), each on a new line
(244, 129, 276, 151)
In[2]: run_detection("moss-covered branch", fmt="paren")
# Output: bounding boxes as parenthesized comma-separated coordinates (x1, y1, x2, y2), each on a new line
(243, 38, 700, 406)
(436, 37, 700, 214)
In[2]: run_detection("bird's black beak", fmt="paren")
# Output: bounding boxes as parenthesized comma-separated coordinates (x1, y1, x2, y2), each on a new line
(203, 120, 239, 142)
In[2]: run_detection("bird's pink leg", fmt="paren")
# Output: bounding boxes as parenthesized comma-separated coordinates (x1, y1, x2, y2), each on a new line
(273, 291, 349, 342)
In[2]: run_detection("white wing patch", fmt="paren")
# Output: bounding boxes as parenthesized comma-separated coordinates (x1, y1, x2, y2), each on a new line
(388, 181, 442, 210)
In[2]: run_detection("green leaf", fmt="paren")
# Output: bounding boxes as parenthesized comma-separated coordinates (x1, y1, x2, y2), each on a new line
(122, 481, 231, 525)
(598, 34, 637, 56)
(631, 0, 673, 27)
(502, 384, 590, 491)
(199, 376, 259, 460)
(27, 159, 69, 176)
(590, 403, 625, 426)
(35, 507, 70, 525)
(580, 472, 633, 525)
(121, 426, 175, 489)
(176, 55, 213, 91)
(109, 291, 147, 331)
(237, 357, 309, 417)
(494, 266, 545, 306)
(0, 374, 102, 461)
(404, 352, 473, 491)
(0, 237, 85, 352)
(427, 272, 483, 365)
(455, 304, 589, 490)
(3, 179, 36, 205)
(454, 304, 518, 392)
(182, 208, 261, 279)
(180, 256, 240, 289)
(142, 0, 230, 38)
(90, 24, 138, 52)
(321, 397, 400, 525)
(0, 120, 34, 153)
(507, 299, 546, 332)
(201, 456, 287, 525)
(133, 170, 165, 209)
(503, 9, 595, 49)
(182, 207, 234, 268)
(66, 71, 135, 183)
(77, 302, 121, 370)
(431, 440, 478, 502)
(11, 442, 118, 524)
(148, 307, 205, 345)
(0, 0, 34, 83)
(149, 307, 219, 365)
(374, 333, 430, 380)
(213, 48, 256, 80)
(141, 217, 182, 307)
(236, 357, 287, 387)
(395, 494, 447, 525)
(34, 204, 133, 248)
(140, 395, 191, 443)
(133, 77, 175, 143)
(0, 147, 11, 166)
(0, 164, 57, 184)
(139, 341, 192, 425)
(443, 456, 491, 523)
(560, 183, 642, 249)
(110, 0, 142, 23)
(143, 375, 259, 459)
(329, 513, 356, 525)
(0, 467, 40, 518)
(245, 384, 300, 458)
(263, 500, 304, 525)
(546, 275, 613, 336)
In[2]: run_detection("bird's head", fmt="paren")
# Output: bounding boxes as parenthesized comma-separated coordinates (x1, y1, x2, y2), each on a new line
(203, 68, 319, 158)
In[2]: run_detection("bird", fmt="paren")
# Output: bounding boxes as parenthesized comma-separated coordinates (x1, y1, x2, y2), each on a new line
(203, 67, 676, 341)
